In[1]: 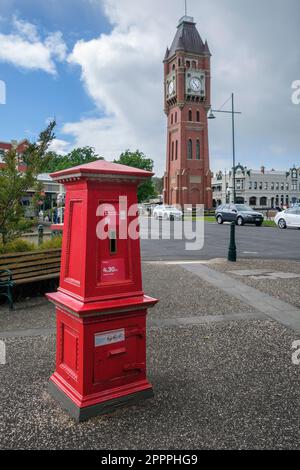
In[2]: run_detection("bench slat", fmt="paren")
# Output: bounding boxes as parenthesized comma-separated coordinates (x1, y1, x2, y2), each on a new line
(14, 272, 60, 285)
(0, 262, 60, 279)
(0, 248, 61, 261)
(0, 251, 61, 266)
(0, 257, 61, 272)
(11, 267, 61, 281)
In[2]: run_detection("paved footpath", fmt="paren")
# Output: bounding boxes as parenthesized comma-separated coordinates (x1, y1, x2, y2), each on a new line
(0, 260, 300, 450)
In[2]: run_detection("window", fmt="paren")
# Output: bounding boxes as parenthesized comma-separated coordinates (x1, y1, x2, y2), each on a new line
(271, 182, 275, 190)
(276, 182, 279, 190)
(178, 58, 181, 67)
(259, 182, 263, 190)
(260, 197, 267, 206)
(196, 140, 200, 160)
(281, 182, 284, 191)
(175, 112, 177, 123)
(188, 139, 193, 159)
(286, 183, 289, 191)
(175, 141, 178, 160)
(196, 111, 200, 122)
(192, 60, 197, 69)
(188, 110, 192, 122)
(265, 182, 268, 190)
(171, 141, 174, 161)
(172, 64, 175, 71)
(254, 182, 258, 190)
(249, 182, 252, 190)
(171, 114, 173, 125)
(186, 60, 190, 68)
(250, 197, 257, 206)
(0, 149, 4, 162)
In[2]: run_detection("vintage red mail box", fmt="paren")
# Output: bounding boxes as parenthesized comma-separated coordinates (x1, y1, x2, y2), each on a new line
(47, 160, 158, 421)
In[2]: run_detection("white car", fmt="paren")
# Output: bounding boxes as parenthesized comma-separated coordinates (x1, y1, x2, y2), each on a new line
(153, 205, 183, 220)
(275, 208, 300, 229)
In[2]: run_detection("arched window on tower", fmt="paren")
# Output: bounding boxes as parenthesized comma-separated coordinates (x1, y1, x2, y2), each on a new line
(175, 141, 178, 160)
(196, 139, 201, 160)
(171, 114, 173, 125)
(186, 60, 190, 69)
(192, 60, 197, 69)
(196, 111, 200, 122)
(172, 64, 175, 71)
(171, 141, 174, 161)
(188, 110, 192, 122)
(175, 112, 177, 123)
(188, 139, 193, 160)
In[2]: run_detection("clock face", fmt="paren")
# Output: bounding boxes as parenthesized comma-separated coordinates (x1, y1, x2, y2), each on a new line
(190, 77, 202, 92)
(168, 81, 174, 95)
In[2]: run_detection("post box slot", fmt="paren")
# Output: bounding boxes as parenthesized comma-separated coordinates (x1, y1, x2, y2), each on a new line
(109, 230, 117, 255)
(110, 238, 117, 255)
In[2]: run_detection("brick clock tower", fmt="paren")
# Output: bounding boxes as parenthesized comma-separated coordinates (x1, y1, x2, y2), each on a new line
(163, 15, 213, 209)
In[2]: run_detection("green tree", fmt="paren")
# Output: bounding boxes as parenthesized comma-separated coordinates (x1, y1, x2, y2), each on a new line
(114, 150, 157, 203)
(0, 121, 56, 245)
(45, 146, 102, 172)
(153, 176, 163, 195)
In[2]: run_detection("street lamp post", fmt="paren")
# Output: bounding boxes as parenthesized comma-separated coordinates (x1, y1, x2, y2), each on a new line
(208, 93, 241, 204)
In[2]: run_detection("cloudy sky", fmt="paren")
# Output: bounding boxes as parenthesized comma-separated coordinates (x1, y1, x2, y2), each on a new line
(0, 0, 299, 176)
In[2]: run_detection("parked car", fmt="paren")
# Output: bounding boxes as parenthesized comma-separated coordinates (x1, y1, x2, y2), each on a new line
(153, 205, 183, 220)
(215, 204, 264, 226)
(275, 208, 300, 229)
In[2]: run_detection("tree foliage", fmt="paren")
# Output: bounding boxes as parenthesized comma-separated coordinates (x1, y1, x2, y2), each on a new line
(113, 150, 157, 203)
(0, 121, 56, 245)
(45, 146, 102, 173)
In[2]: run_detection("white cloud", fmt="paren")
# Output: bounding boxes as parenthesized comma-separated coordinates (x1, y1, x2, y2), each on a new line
(0, 17, 67, 74)
(49, 138, 71, 155)
(61, 0, 300, 176)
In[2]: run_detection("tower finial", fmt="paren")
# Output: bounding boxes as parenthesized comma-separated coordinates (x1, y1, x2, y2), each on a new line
(185, 0, 187, 16)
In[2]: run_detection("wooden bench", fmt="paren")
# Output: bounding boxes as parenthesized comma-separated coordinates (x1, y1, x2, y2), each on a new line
(0, 248, 61, 309)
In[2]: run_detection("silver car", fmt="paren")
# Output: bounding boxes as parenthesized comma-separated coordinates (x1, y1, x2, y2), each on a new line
(153, 205, 183, 221)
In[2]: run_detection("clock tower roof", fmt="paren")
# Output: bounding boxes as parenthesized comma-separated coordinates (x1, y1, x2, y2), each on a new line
(166, 16, 208, 59)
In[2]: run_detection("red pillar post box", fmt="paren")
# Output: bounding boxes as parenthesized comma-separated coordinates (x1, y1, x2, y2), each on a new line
(47, 160, 158, 421)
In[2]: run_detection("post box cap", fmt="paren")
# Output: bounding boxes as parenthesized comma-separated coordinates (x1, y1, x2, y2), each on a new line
(50, 160, 154, 182)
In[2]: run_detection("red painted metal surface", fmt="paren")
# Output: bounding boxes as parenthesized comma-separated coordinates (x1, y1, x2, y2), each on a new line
(47, 160, 158, 418)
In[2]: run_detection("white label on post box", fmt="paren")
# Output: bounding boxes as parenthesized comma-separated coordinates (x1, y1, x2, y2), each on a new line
(94, 329, 125, 347)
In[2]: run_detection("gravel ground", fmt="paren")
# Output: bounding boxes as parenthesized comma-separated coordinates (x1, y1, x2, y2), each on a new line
(0, 319, 299, 450)
(208, 259, 300, 310)
(142, 263, 259, 318)
(0, 298, 55, 332)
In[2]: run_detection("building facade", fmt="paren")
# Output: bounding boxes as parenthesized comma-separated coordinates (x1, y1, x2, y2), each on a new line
(163, 15, 212, 209)
(212, 164, 300, 208)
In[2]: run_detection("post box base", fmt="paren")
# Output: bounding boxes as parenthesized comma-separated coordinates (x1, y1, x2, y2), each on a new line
(48, 380, 154, 423)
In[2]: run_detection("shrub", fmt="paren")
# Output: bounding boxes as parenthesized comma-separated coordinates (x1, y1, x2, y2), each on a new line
(39, 236, 62, 250)
(0, 239, 35, 254)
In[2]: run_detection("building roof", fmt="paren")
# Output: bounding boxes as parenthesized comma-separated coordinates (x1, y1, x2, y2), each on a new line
(50, 160, 154, 182)
(166, 16, 210, 59)
(37, 173, 60, 182)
